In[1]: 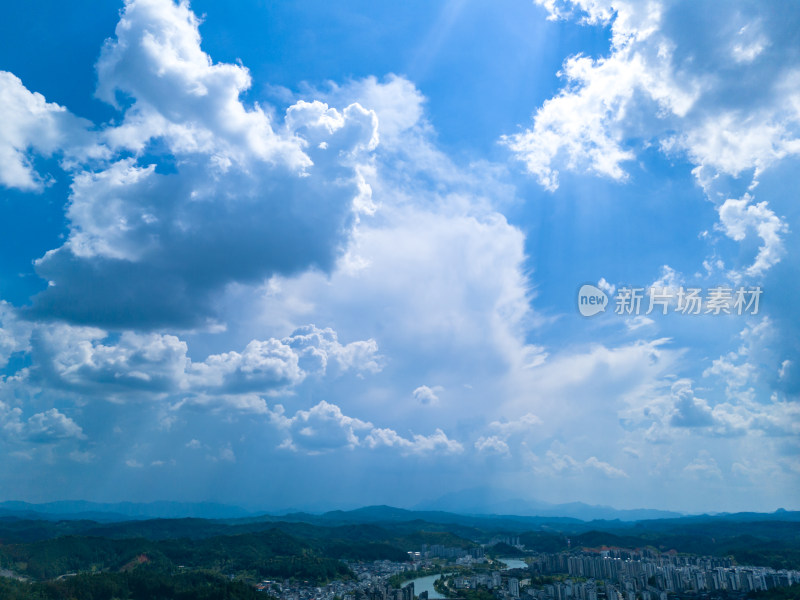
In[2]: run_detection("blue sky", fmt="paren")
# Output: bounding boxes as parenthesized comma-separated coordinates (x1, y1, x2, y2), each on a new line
(0, 0, 798, 514)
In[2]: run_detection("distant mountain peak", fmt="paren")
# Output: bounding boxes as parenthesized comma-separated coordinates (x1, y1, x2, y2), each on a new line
(414, 487, 683, 521)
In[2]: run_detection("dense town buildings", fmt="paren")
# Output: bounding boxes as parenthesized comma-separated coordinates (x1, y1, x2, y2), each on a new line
(259, 547, 798, 600)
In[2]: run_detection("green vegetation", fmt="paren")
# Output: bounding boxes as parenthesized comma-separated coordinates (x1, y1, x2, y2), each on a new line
(518, 533, 568, 553)
(731, 549, 800, 571)
(748, 586, 800, 600)
(486, 543, 526, 558)
(0, 510, 799, 599)
(391, 531, 478, 551)
(528, 575, 569, 585)
(434, 576, 455, 598)
(0, 528, 356, 584)
(0, 566, 261, 600)
(458, 589, 497, 600)
(563, 523, 800, 570)
(4, 513, 799, 571)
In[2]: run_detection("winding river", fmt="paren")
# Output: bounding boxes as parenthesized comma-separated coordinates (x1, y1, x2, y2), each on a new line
(407, 574, 448, 599)
(496, 557, 528, 570)
(407, 557, 527, 598)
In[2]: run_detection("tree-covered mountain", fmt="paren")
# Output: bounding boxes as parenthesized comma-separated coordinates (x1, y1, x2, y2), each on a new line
(0, 505, 799, 600)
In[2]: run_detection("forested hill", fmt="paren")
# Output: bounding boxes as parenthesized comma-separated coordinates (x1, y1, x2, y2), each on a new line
(0, 508, 798, 599)
(1, 509, 799, 572)
(0, 526, 413, 581)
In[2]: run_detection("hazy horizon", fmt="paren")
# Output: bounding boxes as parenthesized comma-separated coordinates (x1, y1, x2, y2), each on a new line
(5, 496, 797, 520)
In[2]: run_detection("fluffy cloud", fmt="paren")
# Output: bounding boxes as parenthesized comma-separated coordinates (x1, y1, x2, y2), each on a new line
(186, 325, 382, 394)
(517, 0, 800, 188)
(269, 400, 463, 456)
(412, 385, 442, 405)
(683, 451, 723, 479)
(539, 449, 629, 478)
(256, 205, 539, 397)
(474, 435, 510, 455)
(284, 325, 383, 376)
(507, 0, 798, 282)
(364, 427, 464, 456)
(95, 0, 309, 167)
(0, 401, 85, 444)
(703, 353, 755, 402)
(0, 301, 32, 368)
(507, 338, 681, 418)
(505, 0, 692, 189)
(23, 408, 86, 443)
(0, 51, 524, 474)
(17, 0, 378, 329)
(271, 400, 373, 453)
(489, 413, 543, 436)
(32, 326, 189, 395)
(702, 317, 774, 401)
(0, 72, 101, 191)
(716, 195, 788, 278)
(502, 52, 639, 190)
(237, 81, 550, 470)
(186, 338, 303, 393)
(473, 414, 543, 456)
(24, 319, 380, 400)
(0, 0, 795, 509)
(669, 380, 714, 428)
(584, 456, 629, 479)
(618, 324, 800, 442)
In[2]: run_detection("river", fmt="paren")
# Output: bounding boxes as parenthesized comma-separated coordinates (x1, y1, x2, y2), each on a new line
(406, 558, 527, 598)
(496, 557, 528, 570)
(407, 574, 448, 599)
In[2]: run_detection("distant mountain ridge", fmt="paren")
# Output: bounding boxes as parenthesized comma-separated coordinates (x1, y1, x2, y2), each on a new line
(0, 500, 256, 521)
(2, 497, 797, 526)
(412, 486, 684, 521)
